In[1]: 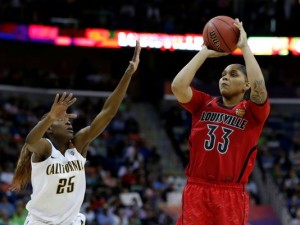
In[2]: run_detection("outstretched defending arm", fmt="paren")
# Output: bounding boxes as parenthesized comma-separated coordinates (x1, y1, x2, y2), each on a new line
(74, 40, 141, 156)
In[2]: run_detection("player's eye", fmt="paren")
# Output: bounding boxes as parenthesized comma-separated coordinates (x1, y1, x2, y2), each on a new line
(230, 71, 237, 76)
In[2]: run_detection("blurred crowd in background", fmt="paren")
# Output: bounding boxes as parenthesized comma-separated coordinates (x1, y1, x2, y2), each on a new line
(0, 41, 299, 103)
(0, 0, 299, 36)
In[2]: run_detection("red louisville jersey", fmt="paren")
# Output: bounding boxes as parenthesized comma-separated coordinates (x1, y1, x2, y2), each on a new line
(180, 88, 270, 184)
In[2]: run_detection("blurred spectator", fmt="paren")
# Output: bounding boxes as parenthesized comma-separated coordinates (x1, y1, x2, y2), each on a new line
(292, 206, 300, 225)
(0, 195, 15, 219)
(246, 177, 260, 205)
(9, 200, 27, 225)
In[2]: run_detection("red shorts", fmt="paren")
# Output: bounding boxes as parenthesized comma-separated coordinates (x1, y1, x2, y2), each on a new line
(176, 177, 249, 225)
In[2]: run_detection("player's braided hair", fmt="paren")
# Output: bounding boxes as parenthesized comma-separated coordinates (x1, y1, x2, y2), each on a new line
(10, 113, 49, 192)
(10, 144, 32, 191)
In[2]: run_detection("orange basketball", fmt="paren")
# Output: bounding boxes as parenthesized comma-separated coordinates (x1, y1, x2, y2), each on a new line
(203, 16, 240, 53)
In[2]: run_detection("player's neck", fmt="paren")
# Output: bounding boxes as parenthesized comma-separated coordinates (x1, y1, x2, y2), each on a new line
(51, 138, 70, 154)
(221, 96, 243, 107)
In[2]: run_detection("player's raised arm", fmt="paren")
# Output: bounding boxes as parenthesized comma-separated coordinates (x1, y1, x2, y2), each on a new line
(171, 46, 228, 104)
(25, 92, 77, 156)
(235, 19, 268, 104)
(73, 40, 141, 156)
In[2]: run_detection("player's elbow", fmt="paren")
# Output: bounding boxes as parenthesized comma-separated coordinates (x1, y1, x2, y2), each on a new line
(171, 82, 192, 103)
(250, 91, 268, 105)
(171, 78, 186, 95)
(171, 80, 179, 95)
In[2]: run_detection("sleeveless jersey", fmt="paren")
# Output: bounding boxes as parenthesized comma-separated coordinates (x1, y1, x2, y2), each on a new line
(26, 139, 86, 224)
(179, 88, 270, 183)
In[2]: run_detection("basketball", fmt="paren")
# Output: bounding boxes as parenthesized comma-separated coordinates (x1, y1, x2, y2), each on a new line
(203, 15, 240, 53)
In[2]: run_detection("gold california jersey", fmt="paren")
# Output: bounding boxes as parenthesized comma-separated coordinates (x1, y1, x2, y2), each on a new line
(26, 139, 86, 224)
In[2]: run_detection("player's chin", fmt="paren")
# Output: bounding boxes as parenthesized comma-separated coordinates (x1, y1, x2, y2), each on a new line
(65, 132, 74, 139)
(220, 87, 227, 94)
(220, 89, 231, 98)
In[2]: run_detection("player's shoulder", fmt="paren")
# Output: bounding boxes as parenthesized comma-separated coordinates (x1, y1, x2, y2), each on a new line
(245, 98, 270, 109)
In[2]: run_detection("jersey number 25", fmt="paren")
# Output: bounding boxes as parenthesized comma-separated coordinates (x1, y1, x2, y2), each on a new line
(56, 176, 75, 194)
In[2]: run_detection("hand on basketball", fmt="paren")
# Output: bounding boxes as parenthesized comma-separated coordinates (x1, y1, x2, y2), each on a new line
(201, 45, 229, 58)
(234, 19, 248, 49)
(49, 92, 77, 120)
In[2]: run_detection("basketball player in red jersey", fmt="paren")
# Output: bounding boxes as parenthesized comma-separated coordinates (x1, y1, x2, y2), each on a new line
(171, 19, 270, 225)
